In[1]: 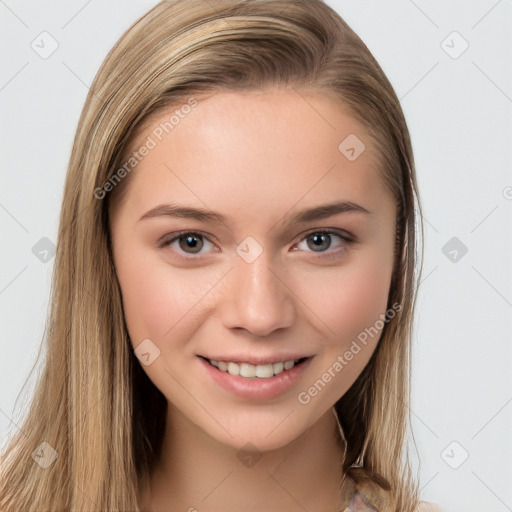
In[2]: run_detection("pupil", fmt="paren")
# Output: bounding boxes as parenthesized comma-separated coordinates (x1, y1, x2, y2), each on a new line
(180, 235, 202, 253)
(309, 234, 330, 252)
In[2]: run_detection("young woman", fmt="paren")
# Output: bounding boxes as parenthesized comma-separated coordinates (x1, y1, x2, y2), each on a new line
(0, 1, 443, 510)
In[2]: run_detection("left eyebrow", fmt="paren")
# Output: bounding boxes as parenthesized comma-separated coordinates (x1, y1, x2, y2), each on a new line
(286, 201, 371, 226)
(138, 200, 371, 225)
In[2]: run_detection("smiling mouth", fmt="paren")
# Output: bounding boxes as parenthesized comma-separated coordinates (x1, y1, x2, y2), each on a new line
(199, 356, 311, 379)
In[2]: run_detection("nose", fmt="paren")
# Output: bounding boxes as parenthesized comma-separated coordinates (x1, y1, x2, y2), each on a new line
(219, 250, 295, 337)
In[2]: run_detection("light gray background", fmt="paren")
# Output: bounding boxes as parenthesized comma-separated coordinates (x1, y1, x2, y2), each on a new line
(1, 1, 511, 511)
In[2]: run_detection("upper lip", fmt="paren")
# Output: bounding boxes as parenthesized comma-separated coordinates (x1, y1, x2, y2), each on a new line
(199, 353, 314, 365)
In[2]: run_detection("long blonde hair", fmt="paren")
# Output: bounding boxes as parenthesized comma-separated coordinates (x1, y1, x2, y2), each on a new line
(0, 1, 424, 510)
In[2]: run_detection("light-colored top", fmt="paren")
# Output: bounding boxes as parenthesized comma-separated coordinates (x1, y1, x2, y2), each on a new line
(340, 488, 445, 511)
(342, 488, 379, 511)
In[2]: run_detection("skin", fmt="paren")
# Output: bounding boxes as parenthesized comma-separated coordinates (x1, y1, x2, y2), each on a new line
(109, 88, 397, 512)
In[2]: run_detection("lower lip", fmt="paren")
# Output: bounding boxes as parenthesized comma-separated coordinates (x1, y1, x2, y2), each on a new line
(198, 356, 314, 401)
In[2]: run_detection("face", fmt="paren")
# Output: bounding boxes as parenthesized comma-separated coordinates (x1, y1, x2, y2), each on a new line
(109, 89, 397, 451)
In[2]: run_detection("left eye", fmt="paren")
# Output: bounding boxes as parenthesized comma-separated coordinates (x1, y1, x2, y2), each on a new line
(159, 229, 351, 259)
(294, 229, 351, 255)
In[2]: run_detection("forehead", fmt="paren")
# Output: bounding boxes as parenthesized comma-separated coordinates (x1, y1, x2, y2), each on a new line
(116, 89, 389, 226)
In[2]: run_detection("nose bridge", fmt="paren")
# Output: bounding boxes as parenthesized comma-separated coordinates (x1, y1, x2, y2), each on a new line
(220, 245, 295, 336)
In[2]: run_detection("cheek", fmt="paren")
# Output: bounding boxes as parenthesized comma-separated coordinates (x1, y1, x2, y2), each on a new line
(116, 243, 182, 346)
(116, 261, 164, 345)
(294, 253, 393, 403)
(299, 250, 393, 347)
(114, 247, 206, 347)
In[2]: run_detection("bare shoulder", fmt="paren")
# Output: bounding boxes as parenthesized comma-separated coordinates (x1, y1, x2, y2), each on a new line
(415, 501, 446, 512)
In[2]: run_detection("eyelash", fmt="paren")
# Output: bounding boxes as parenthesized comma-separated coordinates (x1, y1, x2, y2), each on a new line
(158, 228, 354, 261)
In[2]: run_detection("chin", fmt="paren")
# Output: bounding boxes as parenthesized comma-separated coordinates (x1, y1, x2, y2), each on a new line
(197, 407, 321, 453)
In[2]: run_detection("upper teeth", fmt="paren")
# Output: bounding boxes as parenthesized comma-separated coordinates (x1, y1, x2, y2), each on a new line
(209, 359, 299, 378)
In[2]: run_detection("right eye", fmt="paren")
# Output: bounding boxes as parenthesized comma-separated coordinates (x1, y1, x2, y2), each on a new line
(159, 231, 218, 259)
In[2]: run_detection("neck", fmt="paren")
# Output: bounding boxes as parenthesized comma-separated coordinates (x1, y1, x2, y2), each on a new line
(139, 406, 353, 512)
